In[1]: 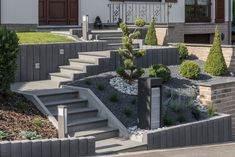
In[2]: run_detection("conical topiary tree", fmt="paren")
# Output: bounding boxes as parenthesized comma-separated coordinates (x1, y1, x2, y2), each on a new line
(144, 17, 157, 45)
(0, 26, 19, 94)
(204, 26, 227, 76)
(116, 23, 146, 84)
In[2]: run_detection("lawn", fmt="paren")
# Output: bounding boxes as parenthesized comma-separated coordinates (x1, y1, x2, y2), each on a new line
(17, 32, 76, 44)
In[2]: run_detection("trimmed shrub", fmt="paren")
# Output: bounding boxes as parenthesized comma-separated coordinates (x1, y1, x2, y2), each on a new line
(148, 64, 171, 83)
(97, 84, 105, 91)
(144, 17, 157, 45)
(85, 79, 92, 85)
(110, 93, 119, 102)
(179, 61, 200, 79)
(0, 131, 9, 140)
(0, 26, 20, 93)
(32, 117, 43, 127)
(123, 106, 132, 117)
(21, 131, 42, 140)
(204, 26, 227, 76)
(135, 17, 146, 27)
(174, 43, 189, 60)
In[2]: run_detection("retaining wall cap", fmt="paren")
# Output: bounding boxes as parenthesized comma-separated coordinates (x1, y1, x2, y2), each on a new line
(168, 43, 235, 48)
(198, 78, 235, 87)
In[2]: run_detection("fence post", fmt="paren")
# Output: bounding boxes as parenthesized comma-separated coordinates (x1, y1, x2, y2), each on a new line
(58, 105, 68, 138)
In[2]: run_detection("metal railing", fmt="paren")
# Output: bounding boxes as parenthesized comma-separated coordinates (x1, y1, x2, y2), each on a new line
(108, 2, 170, 24)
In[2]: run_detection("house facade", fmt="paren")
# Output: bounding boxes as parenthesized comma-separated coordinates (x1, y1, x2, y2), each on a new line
(0, 0, 233, 44)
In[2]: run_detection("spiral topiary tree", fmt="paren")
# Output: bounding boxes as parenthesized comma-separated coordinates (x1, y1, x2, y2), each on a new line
(0, 26, 19, 93)
(116, 24, 146, 84)
(144, 17, 158, 45)
(204, 26, 227, 76)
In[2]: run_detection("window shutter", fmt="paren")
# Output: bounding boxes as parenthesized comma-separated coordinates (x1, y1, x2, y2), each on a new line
(215, 0, 225, 23)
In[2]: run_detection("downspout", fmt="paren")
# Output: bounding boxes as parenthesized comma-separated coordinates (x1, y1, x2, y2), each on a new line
(228, 0, 232, 45)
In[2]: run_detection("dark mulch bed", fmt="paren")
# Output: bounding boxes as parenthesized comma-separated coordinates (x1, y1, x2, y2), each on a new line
(72, 73, 138, 127)
(0, 93, 57, 141)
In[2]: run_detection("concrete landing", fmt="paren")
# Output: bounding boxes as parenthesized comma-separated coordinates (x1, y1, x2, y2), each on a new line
(96, 138, 147, 155)
(11, 80, 60, 92)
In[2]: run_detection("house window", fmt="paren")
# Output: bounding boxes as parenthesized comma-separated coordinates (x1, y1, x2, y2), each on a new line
(185, 0, 211, 23)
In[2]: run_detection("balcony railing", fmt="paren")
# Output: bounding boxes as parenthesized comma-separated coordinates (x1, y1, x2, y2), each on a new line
(108, 2, 170, 24)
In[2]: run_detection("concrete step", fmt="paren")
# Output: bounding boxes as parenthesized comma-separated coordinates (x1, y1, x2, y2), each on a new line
(45, 98, 88, 113)
(68, 117, 108, 132)
(78, 51, 111, 57)
(59, 65, 84, 74)
(73, 127, 119, 141)
(78, 54, 106, 63)
(50, 72, 73, 82)
(96, 138, 147, 155)
(99, 37, 123, 43)
(69, 58, 96, 67)
(38, 89, 79, 103)
(91, 31, 122, 38)
(52, 107, 98, 121)
(107, 43, 139, 50)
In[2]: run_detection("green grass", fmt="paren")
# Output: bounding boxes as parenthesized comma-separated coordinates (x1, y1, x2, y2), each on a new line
(17, 32, 76, 44)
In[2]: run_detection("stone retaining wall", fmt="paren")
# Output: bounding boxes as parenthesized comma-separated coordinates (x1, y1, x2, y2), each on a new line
(199, 79, 235, 134)
(0, 137, 95, 157)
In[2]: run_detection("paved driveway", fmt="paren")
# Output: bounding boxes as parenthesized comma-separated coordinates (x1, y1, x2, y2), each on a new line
(105, 143, 235, 157)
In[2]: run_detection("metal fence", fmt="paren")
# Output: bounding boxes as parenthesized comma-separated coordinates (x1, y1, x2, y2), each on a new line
(108, 2, 169, 24)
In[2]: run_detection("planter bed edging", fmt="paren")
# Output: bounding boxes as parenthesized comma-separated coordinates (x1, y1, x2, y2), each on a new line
(0, 137, 95, 157)
(145, 113, 232, 150)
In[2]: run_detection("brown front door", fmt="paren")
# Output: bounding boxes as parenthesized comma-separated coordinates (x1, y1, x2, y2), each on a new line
(39, 0, 78, 25)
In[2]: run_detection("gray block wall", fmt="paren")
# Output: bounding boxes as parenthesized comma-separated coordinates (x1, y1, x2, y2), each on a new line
(16, 43, 179, 82)
(16, 41, 107, 82)
(110, 48, 180, 69)
(0, 137, 95, 157)
(147, 114, 232, 150)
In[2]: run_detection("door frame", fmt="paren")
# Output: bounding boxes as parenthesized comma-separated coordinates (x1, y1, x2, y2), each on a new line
(38, 0, 79, 26)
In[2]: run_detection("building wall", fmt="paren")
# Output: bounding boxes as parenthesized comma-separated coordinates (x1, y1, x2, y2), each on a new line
(157, 22, 230, 45)
(0, 0, 232, 29)
(168, 43, 235, 72)
(1, 0, 38, 25)
(79, 0, 110, 24)
(199, 80, 235, 134)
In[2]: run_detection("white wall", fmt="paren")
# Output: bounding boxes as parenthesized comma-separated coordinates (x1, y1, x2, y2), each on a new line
(80, 0, 110, 24)
(1, 0, 38, 24)
(168, 1, 185, 23)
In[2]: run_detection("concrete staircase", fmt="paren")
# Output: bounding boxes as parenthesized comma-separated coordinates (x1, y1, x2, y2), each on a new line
(29, 88, 146, 155)
(90, 30, 139, 50)
(37, 88, 119, 141)
(49, 51, 112, 84)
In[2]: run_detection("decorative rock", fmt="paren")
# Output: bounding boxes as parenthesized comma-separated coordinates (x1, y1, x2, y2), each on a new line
(109, 77, 138, 96)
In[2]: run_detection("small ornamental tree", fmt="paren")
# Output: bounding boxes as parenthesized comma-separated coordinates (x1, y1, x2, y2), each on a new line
(0, 27, 19, 93)
(144, 17, 158, 45)
(204, 26, 227, 76)
(117, 24, 146, 83)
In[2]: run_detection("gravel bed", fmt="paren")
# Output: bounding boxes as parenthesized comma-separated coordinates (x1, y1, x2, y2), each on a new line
(165, 59, 233, 97)
(71, 59, 234, 128)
